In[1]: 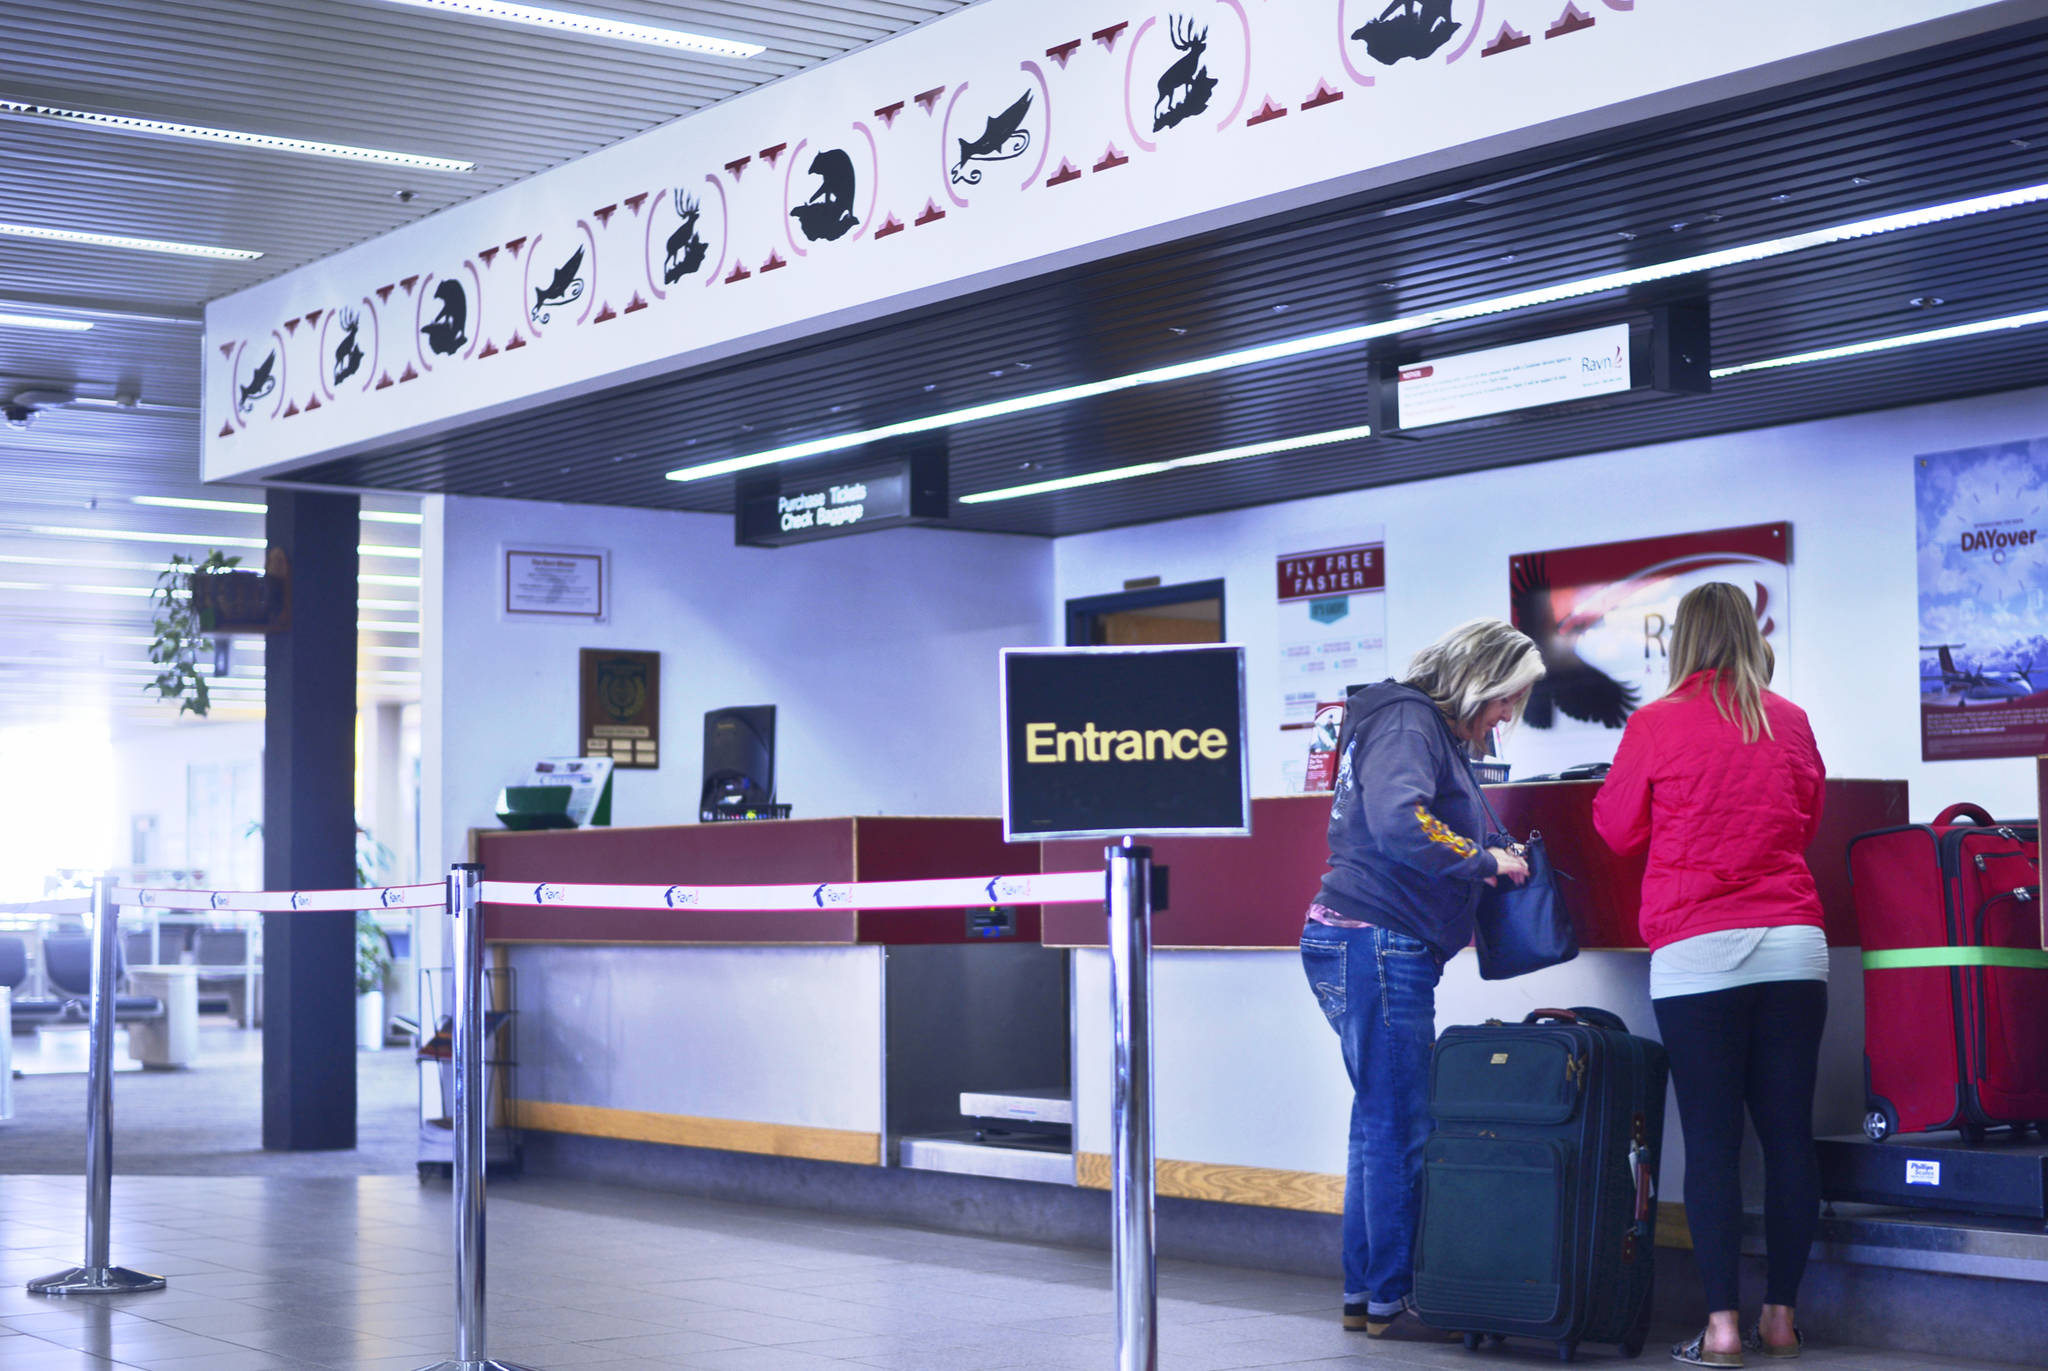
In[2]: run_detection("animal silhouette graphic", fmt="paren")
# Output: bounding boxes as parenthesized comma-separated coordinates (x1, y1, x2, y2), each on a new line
(1153, 15, 1217, 132)
(532, 246, 586, 325)
(421, 280, 468, 356)
(1353, 0, 1462, 65)
(790, 149, 859, 242)
(332, 309, 364, 386)
(1510, 555, 1641, 731)
(951, 90, 1034, 186)
(237, 351, 277, 413)
(664, 191, 709, 283)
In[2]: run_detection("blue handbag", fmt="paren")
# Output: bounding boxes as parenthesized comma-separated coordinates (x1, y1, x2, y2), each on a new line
(1473, 788, 1579, 981)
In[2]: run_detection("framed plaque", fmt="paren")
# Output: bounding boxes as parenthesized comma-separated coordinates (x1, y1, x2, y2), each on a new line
(580, 649, 659, 769)
(505, 546, 607, 620)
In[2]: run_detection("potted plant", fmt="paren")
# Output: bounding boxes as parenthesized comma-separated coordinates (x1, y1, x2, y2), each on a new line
(145, 550, 241, 717)
(355, 912, 392, 1050)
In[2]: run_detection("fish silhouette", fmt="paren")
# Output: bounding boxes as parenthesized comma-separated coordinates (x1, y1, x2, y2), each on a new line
(790, 149, 859, 243)
(237, 351, 277, 412)
(664, 192, 708, 284)
(531, 246, 586, 324)
(332, 309, 364, 386)
(1353, 0, 1461, 65)
(951, 91, 1033, 186)
(421, 280, 467, 356)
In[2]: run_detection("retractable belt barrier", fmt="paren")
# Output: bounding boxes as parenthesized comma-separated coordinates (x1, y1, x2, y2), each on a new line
(26, 863, 1112, 1369)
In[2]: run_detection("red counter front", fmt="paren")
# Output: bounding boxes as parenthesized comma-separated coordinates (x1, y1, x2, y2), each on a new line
(1041, 779, 1906, 950)
(477, 816, 1041, 944)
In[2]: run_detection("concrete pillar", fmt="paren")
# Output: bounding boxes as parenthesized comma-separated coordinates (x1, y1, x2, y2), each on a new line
(261, 489, 359, 1151)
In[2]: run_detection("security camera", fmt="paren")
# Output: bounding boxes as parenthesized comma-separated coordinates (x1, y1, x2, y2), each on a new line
(3, 404, 34, 431)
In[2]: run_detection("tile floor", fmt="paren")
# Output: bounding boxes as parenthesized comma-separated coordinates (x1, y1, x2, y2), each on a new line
(0, 1174, 2028, 1371)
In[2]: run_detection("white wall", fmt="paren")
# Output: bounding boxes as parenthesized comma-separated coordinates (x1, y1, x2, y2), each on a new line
(422, 495, 1055, 871)
(1056, 383, 2048, 820)
(109, 719, 265, 887)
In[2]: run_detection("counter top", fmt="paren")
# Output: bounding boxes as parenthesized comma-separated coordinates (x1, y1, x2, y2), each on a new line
(478, 816, 1041, 945)
(1042, 778, 1907, 950)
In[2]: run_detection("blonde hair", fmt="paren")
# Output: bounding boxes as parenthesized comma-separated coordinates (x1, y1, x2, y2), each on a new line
(1667, 582, 1774, 741)
(1403, 618, 1545, 732)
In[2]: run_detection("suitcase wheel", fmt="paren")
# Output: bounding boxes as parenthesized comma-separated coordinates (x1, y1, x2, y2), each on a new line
(1557, 1339, 1579, 1362)
(1962, 1123, 1988, 1145)
(1862, 1109, 1892, 1142)
(1464, 1333, 1483, 1351)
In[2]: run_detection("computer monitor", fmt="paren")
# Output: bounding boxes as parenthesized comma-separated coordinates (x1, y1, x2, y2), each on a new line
(701, 705, 776, 816)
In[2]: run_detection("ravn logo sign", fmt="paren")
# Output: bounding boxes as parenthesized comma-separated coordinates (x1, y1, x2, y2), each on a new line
(1310, 597, 1350, 626)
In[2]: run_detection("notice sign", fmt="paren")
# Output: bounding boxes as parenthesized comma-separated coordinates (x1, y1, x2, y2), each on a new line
(1395, 323, 1631, 430)
(1277, 533, 1387, 793)
(1001, 645, 1249, 840)
(735, 450, 947, 547)
(505, 546, 606, 620)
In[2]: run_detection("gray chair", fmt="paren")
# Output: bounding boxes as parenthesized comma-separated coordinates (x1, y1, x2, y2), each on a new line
(195, 927, 258, 1027)
(40, 934, 162, 1022)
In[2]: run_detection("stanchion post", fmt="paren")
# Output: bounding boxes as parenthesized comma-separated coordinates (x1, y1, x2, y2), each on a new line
(415, 863, 536, 1371)
(1105, 840, 1157, 1371)
(29, 876, 165, 1296)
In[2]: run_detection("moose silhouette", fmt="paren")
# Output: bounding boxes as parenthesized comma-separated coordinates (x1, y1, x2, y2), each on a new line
(1153, 15, 1217, 132)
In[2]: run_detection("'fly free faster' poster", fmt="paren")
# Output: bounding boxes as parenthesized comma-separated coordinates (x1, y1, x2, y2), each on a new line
(1915, 441, 2048, 761)
(1277, 534, 1387, 793)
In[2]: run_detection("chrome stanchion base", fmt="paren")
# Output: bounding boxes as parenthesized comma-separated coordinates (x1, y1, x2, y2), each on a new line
(28, 1266, 166, 1295)
(412, 1360, 545, 1371)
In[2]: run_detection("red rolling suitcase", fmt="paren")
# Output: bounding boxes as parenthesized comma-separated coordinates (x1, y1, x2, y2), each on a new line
(1847, 803, 2048, 1141)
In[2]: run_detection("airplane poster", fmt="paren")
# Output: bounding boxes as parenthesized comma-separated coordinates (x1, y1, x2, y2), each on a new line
(1508, 523, 1791, 779)
(1915, 440, 2048, 761)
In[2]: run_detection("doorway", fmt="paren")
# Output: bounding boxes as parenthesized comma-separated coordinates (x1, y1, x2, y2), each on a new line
(1065, 579, 1225, 647)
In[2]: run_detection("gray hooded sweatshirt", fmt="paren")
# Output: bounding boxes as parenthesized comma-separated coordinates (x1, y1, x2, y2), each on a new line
(1312, 680, 1501, 961)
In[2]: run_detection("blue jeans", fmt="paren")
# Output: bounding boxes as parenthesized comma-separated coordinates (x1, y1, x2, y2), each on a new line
(1300, 921, 1442, 1312)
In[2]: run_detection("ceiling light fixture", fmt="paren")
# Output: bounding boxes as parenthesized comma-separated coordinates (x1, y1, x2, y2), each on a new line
(358, 620, 422, 634)
(0, 98, 474, 172)
(0, 221, 261, 261)
(359, 545, 421, 560)
(376, 0, 765, 58)
(132, 495, 263, 514)
(0, 310, 92, 332)
(28, 525, 267, 549)
(1711, 307, 2048, 378)
(959, 425, 1375, 504)
(668, 178, 2048, 485)
(362, 510, 425, 525)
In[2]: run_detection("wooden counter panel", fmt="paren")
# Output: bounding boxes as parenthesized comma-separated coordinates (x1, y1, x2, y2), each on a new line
(477, 817, 1039, 945)
(1044, 780, 1906, 951)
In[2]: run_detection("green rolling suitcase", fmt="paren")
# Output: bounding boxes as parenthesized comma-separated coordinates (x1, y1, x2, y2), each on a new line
(1414, 1007, 1669, 1362)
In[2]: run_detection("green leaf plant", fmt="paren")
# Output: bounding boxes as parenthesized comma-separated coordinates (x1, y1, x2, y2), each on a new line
(145, 550, 241, 717)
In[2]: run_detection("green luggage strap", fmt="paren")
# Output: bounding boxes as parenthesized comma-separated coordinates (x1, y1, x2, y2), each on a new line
(1862, 947, 2048, 971)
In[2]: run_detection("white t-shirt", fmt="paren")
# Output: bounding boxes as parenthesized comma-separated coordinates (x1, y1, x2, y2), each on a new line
(1649, 924, 1829, 1000)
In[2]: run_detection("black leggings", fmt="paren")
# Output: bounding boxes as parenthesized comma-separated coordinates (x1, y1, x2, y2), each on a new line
(1653, 978, 1827, 1313)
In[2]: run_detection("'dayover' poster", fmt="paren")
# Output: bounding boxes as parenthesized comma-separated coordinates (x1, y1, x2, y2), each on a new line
(1915, 441, 2048, 761)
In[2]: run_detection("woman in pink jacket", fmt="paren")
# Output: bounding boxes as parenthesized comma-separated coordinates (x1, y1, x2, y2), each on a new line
(1593, 583, 1826, 1369)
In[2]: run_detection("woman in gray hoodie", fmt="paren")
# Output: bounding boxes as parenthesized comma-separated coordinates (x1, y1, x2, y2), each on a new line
(1300, 618, 1544, 1337)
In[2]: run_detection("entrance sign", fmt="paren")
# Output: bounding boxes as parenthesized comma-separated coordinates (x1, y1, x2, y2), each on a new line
(1001, 645, 1249, 840)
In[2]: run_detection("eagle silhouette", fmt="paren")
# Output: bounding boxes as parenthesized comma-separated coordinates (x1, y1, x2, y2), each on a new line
(1510, 554, 1641, 730)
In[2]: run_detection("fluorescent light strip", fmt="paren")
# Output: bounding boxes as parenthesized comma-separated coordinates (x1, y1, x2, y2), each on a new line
(0, 310, 92, 332)
(378, 0, 763, 58)
(358, 620, 422, 634)
(0, 99, 474, 172)
(359, 545, 421, 560)
(0, 221, 260, 262)
(363, 574, 423, 587)
(135, 496, 427, 527)
(363, 510, 424, 525)
(960, 425, 1375, 504)
(1712, 308, 2048, 377)
(669, 179, 2048, 484)
(29, 525, 266, 549)
(0, 580, 153, 598)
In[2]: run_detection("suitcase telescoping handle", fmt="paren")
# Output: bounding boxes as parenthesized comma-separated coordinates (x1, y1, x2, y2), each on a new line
(1935, 802, 1998, 827)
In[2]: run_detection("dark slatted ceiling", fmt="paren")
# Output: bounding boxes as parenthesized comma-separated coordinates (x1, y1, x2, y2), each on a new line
(286, 19, 2048, 535)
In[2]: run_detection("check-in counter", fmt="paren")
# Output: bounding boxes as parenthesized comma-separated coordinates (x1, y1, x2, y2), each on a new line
(1043, 780, 1906, 1221)
(475, 818, 1064, 1171)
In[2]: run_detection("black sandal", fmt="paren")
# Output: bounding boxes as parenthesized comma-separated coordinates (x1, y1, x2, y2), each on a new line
(1744, 1327, 1805, 1359)
(1672, 1331, 1744, 1367)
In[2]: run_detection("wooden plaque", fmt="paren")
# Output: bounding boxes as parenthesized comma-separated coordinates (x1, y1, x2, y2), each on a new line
(579, 648, 660, 770)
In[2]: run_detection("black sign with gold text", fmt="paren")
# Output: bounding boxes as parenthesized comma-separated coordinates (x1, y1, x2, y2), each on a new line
(1001, 645, 1249, 840)
(580, 648, 660, 770)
